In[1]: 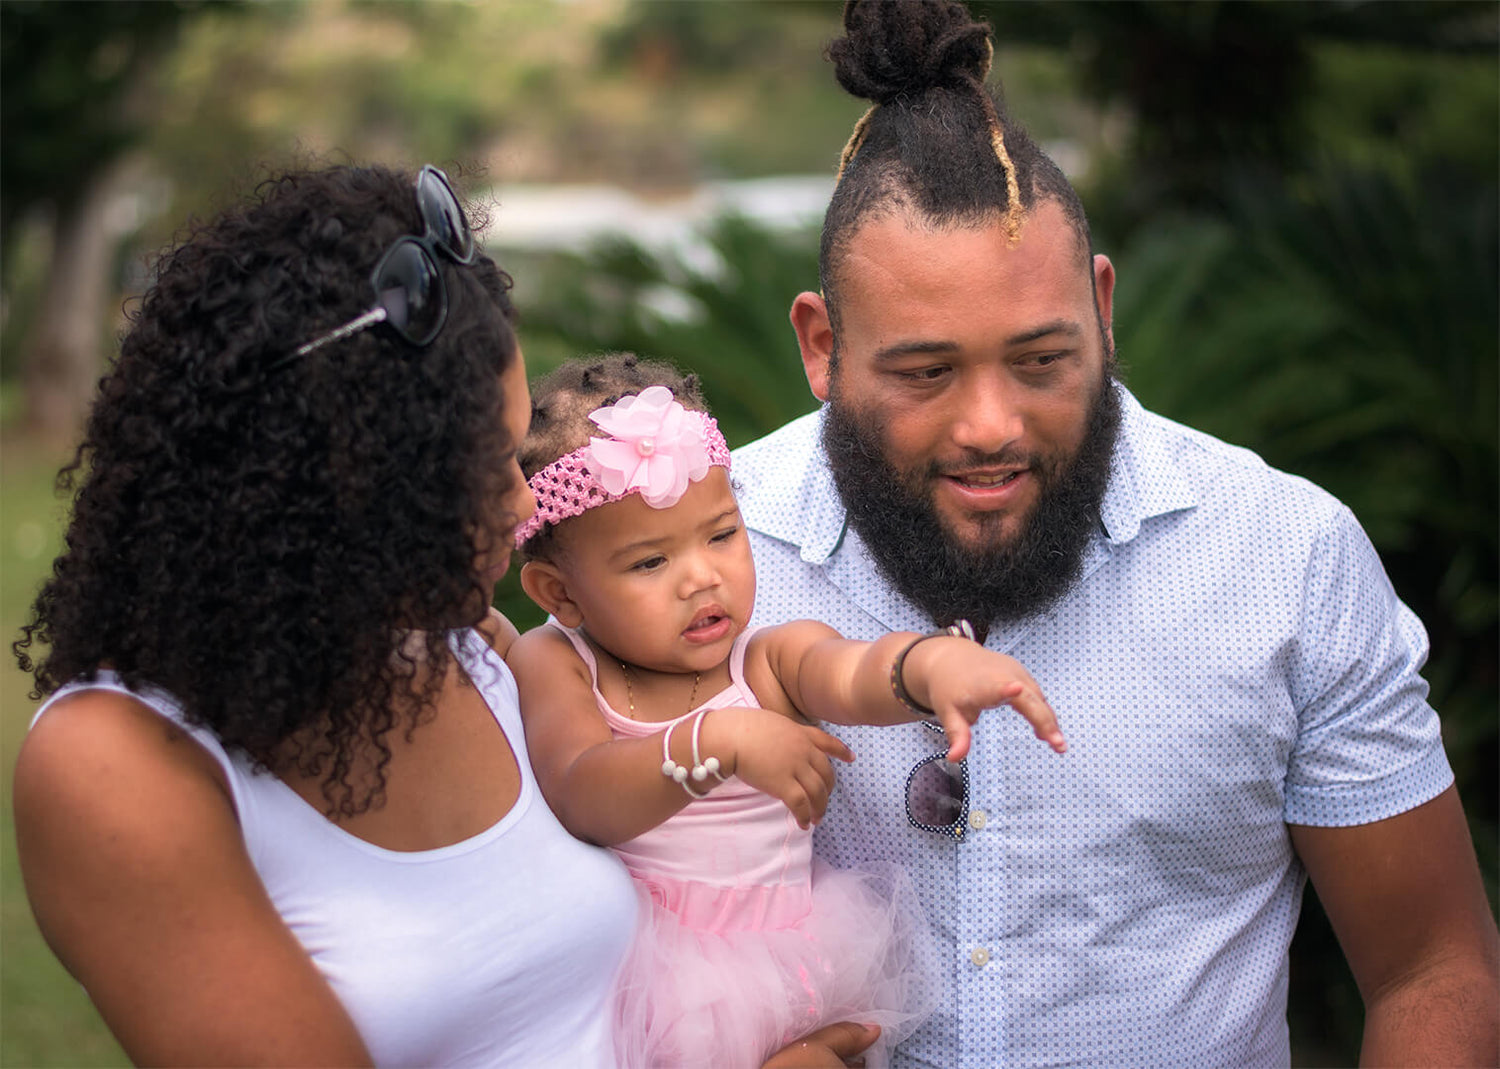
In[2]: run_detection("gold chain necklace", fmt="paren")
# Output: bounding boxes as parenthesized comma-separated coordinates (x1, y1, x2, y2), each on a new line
(618, 660, 700, 720)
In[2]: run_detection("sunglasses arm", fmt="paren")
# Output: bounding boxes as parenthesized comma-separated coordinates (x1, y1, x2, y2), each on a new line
(292, 305, 390, 359)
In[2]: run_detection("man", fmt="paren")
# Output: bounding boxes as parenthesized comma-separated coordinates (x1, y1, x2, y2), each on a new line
(731, 2, 1499, 1065)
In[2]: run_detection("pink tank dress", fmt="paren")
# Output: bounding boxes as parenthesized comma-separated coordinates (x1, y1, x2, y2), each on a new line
(551, 623, 939, 1069)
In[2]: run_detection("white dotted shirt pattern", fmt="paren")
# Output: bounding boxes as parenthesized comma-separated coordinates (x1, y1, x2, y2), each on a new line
(731, 385, 1452, 1068)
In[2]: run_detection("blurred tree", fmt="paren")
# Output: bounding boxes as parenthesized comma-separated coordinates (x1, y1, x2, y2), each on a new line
(1, 0, 201, 441)
(970, 0, 1498, 236)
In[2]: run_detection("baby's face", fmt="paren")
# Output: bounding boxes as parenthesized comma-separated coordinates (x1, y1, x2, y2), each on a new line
(553, 467, 755, 675)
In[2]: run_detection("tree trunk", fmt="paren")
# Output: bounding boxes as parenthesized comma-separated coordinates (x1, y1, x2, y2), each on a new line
(21, 156, 138, 446)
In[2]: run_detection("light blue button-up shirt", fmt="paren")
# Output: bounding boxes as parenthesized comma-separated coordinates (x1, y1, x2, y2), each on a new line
(733, 385, 1452, 1068)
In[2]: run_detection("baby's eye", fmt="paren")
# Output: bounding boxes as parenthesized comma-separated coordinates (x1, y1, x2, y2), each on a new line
(631, 555, 667, 572)
(710, 526, 739, 544)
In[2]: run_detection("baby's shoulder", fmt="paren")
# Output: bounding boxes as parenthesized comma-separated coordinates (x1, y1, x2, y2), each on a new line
(507, 622, 581, 670)
(478, 606, 522, 659)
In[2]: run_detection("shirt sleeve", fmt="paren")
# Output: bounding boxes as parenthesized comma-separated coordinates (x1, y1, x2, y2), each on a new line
(1282, 503, 1453, 826)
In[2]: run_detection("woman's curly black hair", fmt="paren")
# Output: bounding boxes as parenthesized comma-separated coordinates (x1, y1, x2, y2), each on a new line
(13, 163, 522, 816)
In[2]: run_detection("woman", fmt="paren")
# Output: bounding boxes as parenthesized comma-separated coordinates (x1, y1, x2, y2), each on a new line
(12, 163, 872, 1067)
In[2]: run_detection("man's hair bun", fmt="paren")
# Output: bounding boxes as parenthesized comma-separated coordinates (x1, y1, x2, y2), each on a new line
(827, 0, 993, 104)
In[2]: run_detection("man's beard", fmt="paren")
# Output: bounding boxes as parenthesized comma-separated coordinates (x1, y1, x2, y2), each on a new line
(821, 370, 1121, 632)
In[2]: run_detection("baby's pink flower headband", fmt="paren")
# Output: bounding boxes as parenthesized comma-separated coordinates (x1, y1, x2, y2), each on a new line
(515, 385, 731, 547)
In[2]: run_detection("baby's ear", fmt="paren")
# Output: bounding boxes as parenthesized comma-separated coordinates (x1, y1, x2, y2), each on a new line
(519, 559, 584, 627)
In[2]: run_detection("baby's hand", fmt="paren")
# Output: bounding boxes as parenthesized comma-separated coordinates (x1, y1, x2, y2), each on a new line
(902, 638, 1065, 761)
(702, 707, 854, 828)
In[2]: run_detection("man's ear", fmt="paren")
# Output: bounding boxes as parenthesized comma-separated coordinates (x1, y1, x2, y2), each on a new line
(1092, 253, 1116, 353)
(519, 559, 583, 628)
(790, 290, 835, 403)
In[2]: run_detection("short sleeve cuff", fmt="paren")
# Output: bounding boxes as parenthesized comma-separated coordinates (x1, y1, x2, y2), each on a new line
(1284, 744, 1453, 827)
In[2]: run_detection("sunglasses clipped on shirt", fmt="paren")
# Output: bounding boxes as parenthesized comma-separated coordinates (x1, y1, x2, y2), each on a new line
(285, 164, 476, 363)
(905, 720, 971, 841)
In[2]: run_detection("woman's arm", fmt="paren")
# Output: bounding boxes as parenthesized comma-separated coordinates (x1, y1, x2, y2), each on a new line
(508, 626, 851, 843)
(752, 619, 1064, 761)
(13, 690, 372, 1067)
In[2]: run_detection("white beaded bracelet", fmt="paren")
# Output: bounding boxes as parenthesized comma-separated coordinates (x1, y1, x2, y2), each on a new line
(661, 718, 707, 799)
(689, 709, 728, 784)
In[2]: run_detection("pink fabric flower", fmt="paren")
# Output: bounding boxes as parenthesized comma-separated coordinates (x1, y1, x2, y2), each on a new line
(585, 386, 712, 509)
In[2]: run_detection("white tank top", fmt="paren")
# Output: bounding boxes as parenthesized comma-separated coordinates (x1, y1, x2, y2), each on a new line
(32, 628, 639, 1068)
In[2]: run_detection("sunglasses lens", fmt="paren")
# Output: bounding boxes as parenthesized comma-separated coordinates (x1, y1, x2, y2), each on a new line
(907, 758, 966, 829)
(374, 240, 444, 345)
(417, 167, 474, 263)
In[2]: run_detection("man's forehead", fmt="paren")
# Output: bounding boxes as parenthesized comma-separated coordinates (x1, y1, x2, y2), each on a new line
(848, 198, 1087, 263)
(834, 201, 1097, 332)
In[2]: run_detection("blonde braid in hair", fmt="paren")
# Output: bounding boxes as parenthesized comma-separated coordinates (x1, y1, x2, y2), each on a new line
(974, 38, 1025, 245)
(836, 105, 877, 182)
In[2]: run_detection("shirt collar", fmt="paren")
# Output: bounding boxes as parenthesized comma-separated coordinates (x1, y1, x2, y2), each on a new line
(1099, 383, 1198, 544)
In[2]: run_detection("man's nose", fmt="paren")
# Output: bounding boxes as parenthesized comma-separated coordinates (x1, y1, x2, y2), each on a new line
(950, 374, 1023, 456)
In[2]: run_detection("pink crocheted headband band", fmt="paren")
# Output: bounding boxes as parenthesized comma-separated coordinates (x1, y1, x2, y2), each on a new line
(515, 385, 731, 547)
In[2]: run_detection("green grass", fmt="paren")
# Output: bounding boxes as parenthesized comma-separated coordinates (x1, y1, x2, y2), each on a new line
(1, 434, 128, 1067)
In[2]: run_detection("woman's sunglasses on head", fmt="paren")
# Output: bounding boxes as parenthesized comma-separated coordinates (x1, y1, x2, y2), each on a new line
(284, 165, 475, 364)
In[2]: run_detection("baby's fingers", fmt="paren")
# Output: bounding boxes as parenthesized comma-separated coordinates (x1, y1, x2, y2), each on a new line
(794, 762, 833, 825)
(804, 725, 855, 765)
(1008, 687, 1067, 753)
(778, 781, 817, 829)
(935, 711, 974, 763)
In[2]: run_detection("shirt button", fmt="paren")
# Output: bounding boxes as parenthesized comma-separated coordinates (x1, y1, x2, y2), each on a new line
(970, 946, 990, 968)
(968, 809, 988, 830)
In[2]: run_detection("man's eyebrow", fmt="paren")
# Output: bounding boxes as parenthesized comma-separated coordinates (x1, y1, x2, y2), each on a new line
(871, 320, 1085, 363)
(871, 339, 960, 363)
(1006, 320, 1084, 346)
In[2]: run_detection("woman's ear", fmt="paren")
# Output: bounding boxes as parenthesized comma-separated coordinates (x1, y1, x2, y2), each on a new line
(519, 559, 584, 628)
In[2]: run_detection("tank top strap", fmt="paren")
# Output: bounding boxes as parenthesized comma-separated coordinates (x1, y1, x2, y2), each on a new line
(32, 672, 255, 819)
(545, 620, 601, 686)
(725, 625, 763, 705)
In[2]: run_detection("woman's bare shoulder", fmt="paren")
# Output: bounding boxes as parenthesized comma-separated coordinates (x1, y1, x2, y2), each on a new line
(477, 606, 523, 659)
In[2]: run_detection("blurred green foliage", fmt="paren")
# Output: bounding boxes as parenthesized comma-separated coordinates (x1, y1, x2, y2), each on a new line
(2, 0, 1495, 1064)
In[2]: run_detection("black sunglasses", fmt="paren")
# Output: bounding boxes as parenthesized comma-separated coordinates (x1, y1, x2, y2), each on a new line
(286, 165, 476, 362)
(905, 720, 970, 840)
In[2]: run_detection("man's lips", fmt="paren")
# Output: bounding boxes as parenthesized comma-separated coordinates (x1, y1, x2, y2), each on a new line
(938, 467, 1032, 510)
(948, 469, 1025, 489)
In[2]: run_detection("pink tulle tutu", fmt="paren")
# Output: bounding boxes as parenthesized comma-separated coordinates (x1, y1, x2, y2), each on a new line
(612, 858, 941, 1069)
